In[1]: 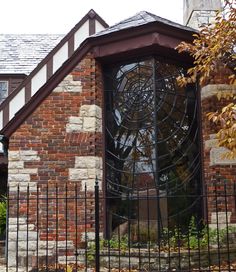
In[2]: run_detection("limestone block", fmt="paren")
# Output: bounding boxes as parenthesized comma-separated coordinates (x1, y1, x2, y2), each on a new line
(204, 139, 218, 149)
(80, 105, 92, 117)
(211, 212, 232, 224)
(95, 117, 102, 132)
(17, 250, 35, 257)
(54, 75, 82, 93)
(8, 169, 19, 174)
(68, 116, 83, 124)
(58, 255, 84, 264)
(20, 150, 38, 156)
(18, 241, 37, 251)
(8, 161, 24, 169)
(87, 169, 96, 179)
(8, 241, 16, 251)
(210, 147, 236, 166)
(83, 117, 102, 132)
(8, 174, 30, 182)
(81, 232, 103, 241)
(8, 224, 17, 232)
(83, 117, 96, 131)
(38, 241, 56, 250)
(198, 16, 209, 25)
(88, 168, 102, 179)
(8, 232, 17, 241)
(57, 240, 74, 249)
(18, 168, 38, 174)
(183, 0, 221, 27)
(81, 178, 102, 191)
(8, 223, 34, 232)
(37, 249, 54, 256)
(66, 123, 83, 133)
(7, 251, 17, 267)
(19, 224, 35, 231)
(81, 231, 95, 241)
(75, 156, 101, 169)
(8, 182, 37, 192)
(69, 168, 88, 180)
(80, 105, 102, 118)
(8, 151, 20, 161)
(9, 218, 26, 225)
(20, 155, 40, 161)
(18, 231, 37, 241)
(201, 84, 236, 100)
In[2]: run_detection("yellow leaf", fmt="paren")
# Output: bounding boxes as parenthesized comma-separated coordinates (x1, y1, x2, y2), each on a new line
(66, 265, 73, 272)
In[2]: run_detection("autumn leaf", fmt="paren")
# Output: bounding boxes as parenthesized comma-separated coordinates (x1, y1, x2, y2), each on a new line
(176, 0, 236, 158)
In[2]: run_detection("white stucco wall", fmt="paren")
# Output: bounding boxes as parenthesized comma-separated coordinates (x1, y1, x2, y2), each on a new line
(53, 43, 68, 73)
(31, 65, 47, 96)
(95, 20, 106, 33)
(74, 21, 89, 49)
(9, 88, 25, 119)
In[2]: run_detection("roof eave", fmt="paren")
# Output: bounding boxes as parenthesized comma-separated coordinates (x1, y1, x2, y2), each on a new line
(1, 21, 195, 137)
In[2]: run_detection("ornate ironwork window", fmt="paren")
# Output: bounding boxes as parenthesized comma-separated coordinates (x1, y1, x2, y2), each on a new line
(104, 58, 201, 233)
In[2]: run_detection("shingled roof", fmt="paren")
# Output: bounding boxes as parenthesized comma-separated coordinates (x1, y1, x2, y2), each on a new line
(93, 11, 195, 37)
(1, 10, 195, 137)
(0, 34, 64, 75)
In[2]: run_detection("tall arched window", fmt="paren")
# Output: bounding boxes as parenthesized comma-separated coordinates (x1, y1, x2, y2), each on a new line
(104, 57, 201, 235)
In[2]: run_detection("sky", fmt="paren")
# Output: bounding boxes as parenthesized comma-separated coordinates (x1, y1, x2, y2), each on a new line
(1, 0, 183, 34)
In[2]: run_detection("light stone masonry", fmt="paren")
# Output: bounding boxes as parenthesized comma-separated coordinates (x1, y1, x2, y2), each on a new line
(204, 134, 236, 166)
(210, 147, 236, 166)
(209, 212, 236, 229)
(201, 85, 236, 166)
(183, 0, 221, 29)
(201, 84, 236, 100)
(69, 156, 102, 191)
(187, 10, 218, 29)
(8, 150, 40, 191)
(66, 105, 102, 133)
(8, 216, 75, 269)
(53, 75, 82, 93)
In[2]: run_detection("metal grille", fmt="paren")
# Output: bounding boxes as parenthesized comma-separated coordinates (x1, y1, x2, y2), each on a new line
(104, 58, 201, 233)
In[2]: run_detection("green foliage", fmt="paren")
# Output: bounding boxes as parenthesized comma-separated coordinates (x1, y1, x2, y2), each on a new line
(161, 216, 236, 251)
(87, 241, 96, 263)
(101, 235, 129, 252)
(87, 218, 236, 261)
(0, 196, 6, 236)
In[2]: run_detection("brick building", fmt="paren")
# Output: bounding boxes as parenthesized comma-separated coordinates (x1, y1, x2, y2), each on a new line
(0, 1, 235, 270)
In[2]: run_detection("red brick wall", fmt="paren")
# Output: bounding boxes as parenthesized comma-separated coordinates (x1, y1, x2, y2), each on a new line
(201, 84, 236, 224)
(8, 53, 104, 267)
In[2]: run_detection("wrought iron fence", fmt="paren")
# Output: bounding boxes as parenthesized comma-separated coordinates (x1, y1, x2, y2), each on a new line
(5, 180, 236, 271)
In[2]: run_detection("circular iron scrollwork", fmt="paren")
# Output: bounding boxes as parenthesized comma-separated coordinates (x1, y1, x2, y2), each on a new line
(104, 58, 200, 195)
(104, 57, 201, 235)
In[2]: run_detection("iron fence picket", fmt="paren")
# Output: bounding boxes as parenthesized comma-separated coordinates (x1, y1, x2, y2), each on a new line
(4, 180, 236, 271)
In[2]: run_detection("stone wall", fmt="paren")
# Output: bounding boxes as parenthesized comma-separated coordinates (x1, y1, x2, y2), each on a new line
(7, 53, 104, 270)
(201, 84, 236, 225)
(183, 0, 221, 29)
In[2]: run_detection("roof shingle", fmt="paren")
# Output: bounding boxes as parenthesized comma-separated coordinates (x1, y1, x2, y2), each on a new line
(93, 11, 195, 37)
(0, 34, 64, 75)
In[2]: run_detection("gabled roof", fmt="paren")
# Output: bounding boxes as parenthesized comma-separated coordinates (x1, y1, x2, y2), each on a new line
(0, 9, 108, 133)
(1, 10, 195, 138)
(0, 34, 64, 75)
(93, 11, 195, 37)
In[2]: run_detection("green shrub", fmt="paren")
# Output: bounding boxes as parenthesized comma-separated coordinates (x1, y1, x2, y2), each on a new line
(0, 196, 6, 236)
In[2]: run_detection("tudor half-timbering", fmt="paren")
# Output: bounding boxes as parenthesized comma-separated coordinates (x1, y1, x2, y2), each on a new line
(0, 1, 236, 270)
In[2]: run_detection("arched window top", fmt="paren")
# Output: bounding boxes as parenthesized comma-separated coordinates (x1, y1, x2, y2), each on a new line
(104, 57, 200, 195)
